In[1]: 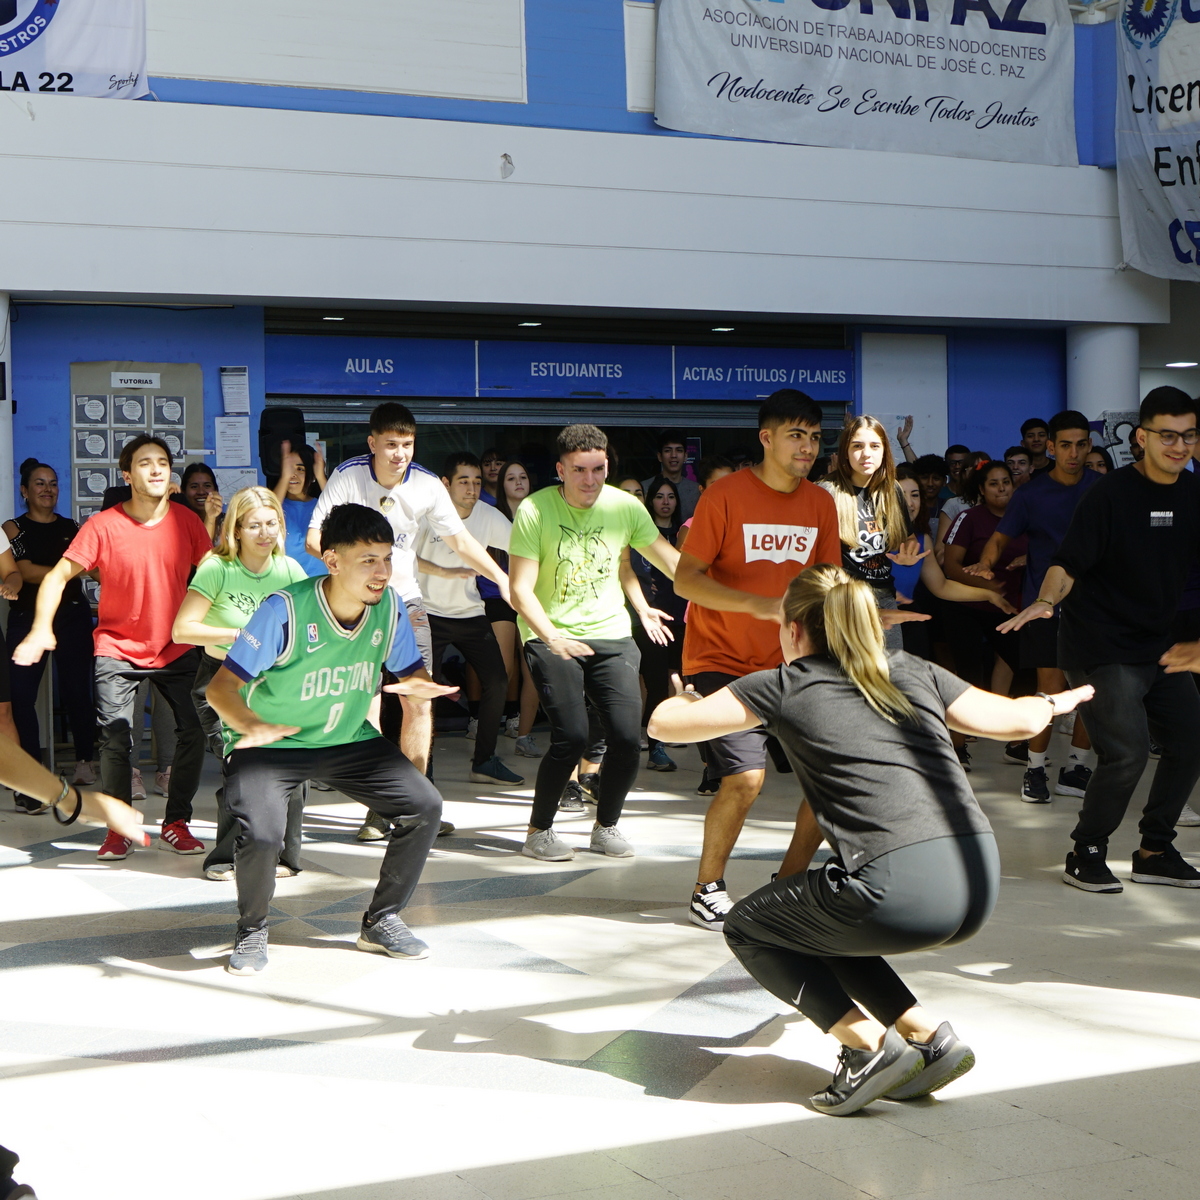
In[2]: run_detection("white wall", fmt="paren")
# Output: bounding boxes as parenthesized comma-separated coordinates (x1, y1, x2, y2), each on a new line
(860, 334, 948, 459)
(0, 93, 1168, 324)
(145, 0, 527, 103)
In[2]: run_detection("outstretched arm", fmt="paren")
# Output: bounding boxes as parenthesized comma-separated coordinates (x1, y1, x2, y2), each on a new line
(997, 565, 1075, 634)
(946, 681, 1092, 740)
(648, 684, 760, 744)
(673, 551, 782, 622)
(443, 529, 511, 603)
(12, 557, 85, 664)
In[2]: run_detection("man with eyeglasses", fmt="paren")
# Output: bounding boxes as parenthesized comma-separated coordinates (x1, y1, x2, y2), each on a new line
(1004, 388, 1200, 893)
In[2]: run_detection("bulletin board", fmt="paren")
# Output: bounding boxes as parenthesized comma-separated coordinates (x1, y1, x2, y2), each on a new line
(68, 361, 205, 526)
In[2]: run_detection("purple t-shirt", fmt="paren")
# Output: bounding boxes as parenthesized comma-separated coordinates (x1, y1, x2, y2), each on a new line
(996, 469, 1099, 605)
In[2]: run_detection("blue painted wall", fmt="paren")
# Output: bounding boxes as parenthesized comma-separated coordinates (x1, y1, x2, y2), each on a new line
(10, 305, 266, 515)
(948, 329, 1067, 457)
(147, 5, 1118, 168)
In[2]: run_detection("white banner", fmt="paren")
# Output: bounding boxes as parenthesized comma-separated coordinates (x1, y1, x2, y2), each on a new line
(1116, 0, 1200, 279)
(654, 0, 1077, 166)
(0, 0, 146, 99)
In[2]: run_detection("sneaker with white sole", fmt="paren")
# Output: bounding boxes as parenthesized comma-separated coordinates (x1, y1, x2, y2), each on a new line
(690, 880, 734, 931)
(1021, 765, 1050, 803)
(558, 780, 587, 814)
(98, 831, 132, 860)
(205, 864, 235, 881)
(130, 767, 146, 801)
(72, 760, 98, 786)
(578, 772, 600, 802)
(160, 820, 205, 854)
(357, 912, 429, 959)
(1177, 803, 1200, 828)
(515, 734, 542, 758)
(1055, 764, 1092, 799)
(505, 716, 521, 739)
(154, 767, 171, 797)
(1130, 844, 1200, 887)
(227, 927, 269, 976)
(469, 755, 525, 785)
(885, 1022, 975, 1100)
(356, 810, 390, 841)
(523, 828, 575, 861)
(1003, 740, 1029, 765)
(590, 824, 633, 858)
(1063, 844, 1122, 892)
(648, 743, 677, 772)
(810, 1027, 924, 1116)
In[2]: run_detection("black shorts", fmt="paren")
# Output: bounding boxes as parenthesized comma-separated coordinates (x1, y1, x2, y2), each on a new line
(1019, 612, 1060, 671)
(688, 671, 770, 778)
(484, 596, 517, 625)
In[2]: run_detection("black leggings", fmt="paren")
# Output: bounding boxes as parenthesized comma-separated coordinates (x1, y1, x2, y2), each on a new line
(724, 832, 999, 1033)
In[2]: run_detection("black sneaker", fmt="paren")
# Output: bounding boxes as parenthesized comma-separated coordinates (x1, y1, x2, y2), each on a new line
(1003, 740, 1029, 765)
(1130, 845, 1200, 888)
(1021, 766, 1050, 803)
(558, 780, 587, 814)
(358, 912, 429, 959)
(1063, 844, 1122, 893)
(227, 927, 269, 976)
(696, 774, 720, 796)
(885, 1022, 975, 1099)
(810, 1027, 923, 1116)
(578, 772, 601, 803)
(1055, 764, 1092, 798)
(1149, 742, 1163, 760)
(955, 744, 972, 773)
(13, 793, 50, 815)
(689, 880, 734, 931)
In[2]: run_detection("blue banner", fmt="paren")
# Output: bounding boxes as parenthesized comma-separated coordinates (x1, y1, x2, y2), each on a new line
(266, 335, 476, 396)
(674, 347, 852, 401)
(477, 341, 673, 398)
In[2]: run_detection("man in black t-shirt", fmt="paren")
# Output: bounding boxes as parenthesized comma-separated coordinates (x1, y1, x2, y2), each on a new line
(1003, 388, 1200, 893)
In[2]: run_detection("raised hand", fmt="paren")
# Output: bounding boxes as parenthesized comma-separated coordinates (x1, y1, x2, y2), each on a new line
(638, 606, 676, 646)
(887, 536, 930, 568)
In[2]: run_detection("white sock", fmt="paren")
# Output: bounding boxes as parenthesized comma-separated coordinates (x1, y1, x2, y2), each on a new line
(1029, 751, 1047, 770)
(1070, 749, 1096, 769)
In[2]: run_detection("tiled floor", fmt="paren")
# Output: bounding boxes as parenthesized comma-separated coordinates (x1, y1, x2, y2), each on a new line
(2, 723, 1199, 1199)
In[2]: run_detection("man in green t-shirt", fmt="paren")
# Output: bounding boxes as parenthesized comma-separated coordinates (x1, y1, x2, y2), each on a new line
(509, 424, 679, 861)
(206, 504, 457, 976)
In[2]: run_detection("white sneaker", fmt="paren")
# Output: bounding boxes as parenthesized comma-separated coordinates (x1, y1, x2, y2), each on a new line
(515, 734, 542, 758)
(505, 716, 521, 739)
(72, 760, 97, 786)
(466, 718, 478, 740)
(590, 824, 634, 858)
(1178, 803, 1200, 828)
(131, 768, 147, 801)
(690, 880, 734, 931)
(522, 828, 575, 861)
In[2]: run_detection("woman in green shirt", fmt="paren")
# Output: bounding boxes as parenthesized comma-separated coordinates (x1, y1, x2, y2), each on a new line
(173, 486, 308, 880)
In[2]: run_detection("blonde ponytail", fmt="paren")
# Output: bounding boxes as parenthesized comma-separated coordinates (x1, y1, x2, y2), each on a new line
(783, 564, 916, 725)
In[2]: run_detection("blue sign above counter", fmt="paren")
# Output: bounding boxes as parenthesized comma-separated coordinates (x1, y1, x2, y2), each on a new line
(266, 336, 853, 402)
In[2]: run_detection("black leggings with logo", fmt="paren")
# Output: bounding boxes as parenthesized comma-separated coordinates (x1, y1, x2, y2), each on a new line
(724, 832, 999, 1033)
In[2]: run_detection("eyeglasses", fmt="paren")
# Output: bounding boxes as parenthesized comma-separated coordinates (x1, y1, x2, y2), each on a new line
(241, 521, 280, 534)
(1142, 427, 1200, 447)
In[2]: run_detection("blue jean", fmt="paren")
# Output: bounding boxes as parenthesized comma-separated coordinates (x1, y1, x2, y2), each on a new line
(1065, 662, 1200, 850)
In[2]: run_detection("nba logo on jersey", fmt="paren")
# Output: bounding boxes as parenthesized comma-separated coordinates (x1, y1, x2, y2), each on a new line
(307, 623, 319, 643)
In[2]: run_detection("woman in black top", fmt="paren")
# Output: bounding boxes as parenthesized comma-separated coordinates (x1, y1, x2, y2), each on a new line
(3, 460, 98, 803)
(649, 563, 1092, 1116)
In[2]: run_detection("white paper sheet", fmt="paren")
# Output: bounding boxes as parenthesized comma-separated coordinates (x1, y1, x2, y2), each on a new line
(215, 415, 252, 466)
(220, 366, 252, 414)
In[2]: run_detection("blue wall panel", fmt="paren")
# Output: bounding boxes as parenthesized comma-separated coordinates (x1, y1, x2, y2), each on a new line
(1074, 21, 1117, 169)
(947, 329, 1066, 459)
(11, 305, 266, 514)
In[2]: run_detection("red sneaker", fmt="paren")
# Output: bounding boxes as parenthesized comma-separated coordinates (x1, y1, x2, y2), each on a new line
(160, 820, 205, 855)
(98, 831, 132, 860)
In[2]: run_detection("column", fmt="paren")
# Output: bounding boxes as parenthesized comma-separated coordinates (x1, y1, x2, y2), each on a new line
(0, 292, 10, 517)
(1065, 324, 1140, 422)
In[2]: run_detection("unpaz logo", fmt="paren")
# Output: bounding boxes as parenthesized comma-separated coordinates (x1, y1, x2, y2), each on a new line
(0, 0, 60, 57)
(1123, 0, 1178, 47)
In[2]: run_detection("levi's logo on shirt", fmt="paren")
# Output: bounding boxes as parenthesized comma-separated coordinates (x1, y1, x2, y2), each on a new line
(1151, 511, 1174, 527)
(743, 524, 818, 564)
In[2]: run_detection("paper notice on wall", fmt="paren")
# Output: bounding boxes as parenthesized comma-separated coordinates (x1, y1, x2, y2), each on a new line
(220, 365, 251, 414)
(215, 415, 252, 466)
(214, 467, 259, 497)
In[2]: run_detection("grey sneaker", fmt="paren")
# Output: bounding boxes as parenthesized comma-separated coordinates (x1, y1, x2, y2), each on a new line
(515, 734, 542, 758)
(205, 864, 235, 881)
(522, 828, 575, 861)
(811, 1027, 923, 1116)
(590, 824, 634, 858)
(357, 912, 429, 959)
(1178, 803, 1200, 828)
(356, 810, 390, 841)
(227, 927, 269, 976)
(505, 716, 521, 739)
(885, 1022, 975, 1099)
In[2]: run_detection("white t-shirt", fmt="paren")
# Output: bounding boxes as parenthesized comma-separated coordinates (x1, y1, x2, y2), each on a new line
(309, 457, 465, 601)
(417, 502, 512, 619)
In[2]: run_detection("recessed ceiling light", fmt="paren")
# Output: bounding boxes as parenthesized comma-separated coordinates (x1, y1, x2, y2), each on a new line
(323, 316, 345, 321)
(518, 321, 542, 327)
(1166, 361, 1198, 367)
(712, 326, 735, 332)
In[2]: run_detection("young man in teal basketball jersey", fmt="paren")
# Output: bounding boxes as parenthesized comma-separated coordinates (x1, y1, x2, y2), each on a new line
(207, 504, 457, 976)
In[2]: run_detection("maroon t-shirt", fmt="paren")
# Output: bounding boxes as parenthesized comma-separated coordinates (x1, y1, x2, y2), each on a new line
(946, 506, 1027, 611)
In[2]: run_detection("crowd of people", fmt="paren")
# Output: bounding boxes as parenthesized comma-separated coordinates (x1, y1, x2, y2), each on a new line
(2, 385, 1199, 1121)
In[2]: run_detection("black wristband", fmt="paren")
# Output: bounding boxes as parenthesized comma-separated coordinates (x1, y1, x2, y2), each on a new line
(52, 786, 83, 826)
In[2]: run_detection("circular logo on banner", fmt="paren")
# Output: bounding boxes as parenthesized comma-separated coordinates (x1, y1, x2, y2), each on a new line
(84, 472, 107, 495)
(122, 399, 143, 421)
(83, 399, 105, 421)
(0, 1, 61, 57)
(84, 434, 106, 455)
(1123, 0, 1178, 48)
(160, 400, 182, 422)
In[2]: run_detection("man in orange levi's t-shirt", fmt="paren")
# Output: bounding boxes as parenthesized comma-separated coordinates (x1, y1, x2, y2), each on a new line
(13, 435, 213, 862)
(676, 391, 841, 932)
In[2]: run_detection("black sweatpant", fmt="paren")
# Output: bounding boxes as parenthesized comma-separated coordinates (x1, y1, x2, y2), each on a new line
(430, 613, 508, 768)
(633, 620, 683, 727)
(524, 637, 641, 829)
(93, 649, 205, 824)
(724, 833, 999, 1033)
(225, 737, 442, 932)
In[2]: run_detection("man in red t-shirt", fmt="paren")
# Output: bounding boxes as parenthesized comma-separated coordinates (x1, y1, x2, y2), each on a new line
(676, 391, 842, 931)
(14, 436, 213, 860)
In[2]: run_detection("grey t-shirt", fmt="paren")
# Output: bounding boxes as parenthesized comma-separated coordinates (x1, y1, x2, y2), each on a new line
(729, 651, 991, 870)
(642, 475, 700, 521)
